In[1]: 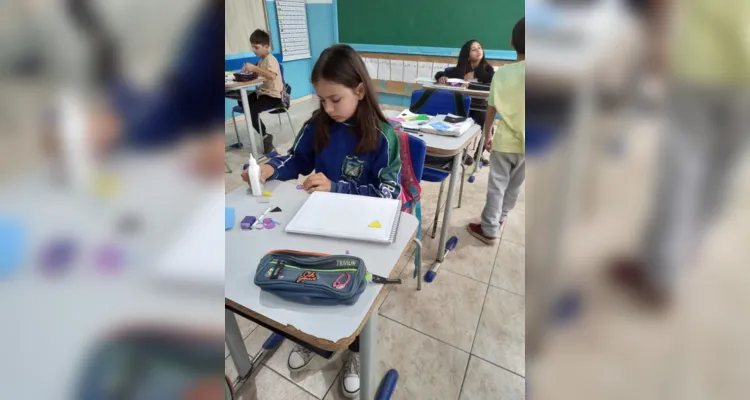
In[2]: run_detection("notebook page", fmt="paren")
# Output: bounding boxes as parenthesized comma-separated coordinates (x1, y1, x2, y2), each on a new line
(285, 192, 400, 243)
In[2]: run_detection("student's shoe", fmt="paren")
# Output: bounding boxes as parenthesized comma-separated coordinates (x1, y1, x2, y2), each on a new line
(463, 154, 474, 166)
(287, 344, 315, 371)
(467, 223, 497, 245)
(341, 352, 360, 398)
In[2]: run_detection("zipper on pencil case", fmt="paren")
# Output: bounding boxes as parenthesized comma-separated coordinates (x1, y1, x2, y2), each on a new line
(271, 263, 358, 273)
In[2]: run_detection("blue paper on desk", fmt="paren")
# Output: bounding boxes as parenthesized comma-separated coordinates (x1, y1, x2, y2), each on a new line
(0, 219, 25, 276)
(430, 121, 453, 131)
(225, 207, 235, 230)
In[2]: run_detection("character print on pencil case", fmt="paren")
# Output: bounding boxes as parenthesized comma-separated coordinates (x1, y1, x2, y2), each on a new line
(332, 273, 351, 290)
(296, 271, 318, 283)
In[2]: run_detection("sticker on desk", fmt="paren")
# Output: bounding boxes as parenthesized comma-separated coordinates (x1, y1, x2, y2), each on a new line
(296, 271, 318, 283)
(368, 220, 382, 228)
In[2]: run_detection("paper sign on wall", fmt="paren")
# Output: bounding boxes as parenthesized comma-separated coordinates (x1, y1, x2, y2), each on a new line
(417, 62, 434, 81)
(365, 58, 379, 79)
(389, 60, 404, 82)
(403, 61, 418, 83)
(377, 59, 391, 81)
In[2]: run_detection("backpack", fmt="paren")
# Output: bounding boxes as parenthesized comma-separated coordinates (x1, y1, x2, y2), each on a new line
(280, 83, 292, 109)
(396, 129, 423, 277)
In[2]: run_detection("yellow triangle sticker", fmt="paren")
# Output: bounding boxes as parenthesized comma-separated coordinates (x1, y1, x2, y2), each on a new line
(368, 221, 382, 228)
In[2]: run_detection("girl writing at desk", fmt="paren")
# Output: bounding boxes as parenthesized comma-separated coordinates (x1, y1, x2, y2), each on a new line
(242, 44, 401, 399)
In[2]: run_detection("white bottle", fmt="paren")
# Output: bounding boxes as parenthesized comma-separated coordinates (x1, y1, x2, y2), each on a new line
(247, 155, 263, 196)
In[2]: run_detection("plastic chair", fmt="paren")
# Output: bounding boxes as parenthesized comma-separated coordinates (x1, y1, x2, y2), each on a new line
(397, 130, 427, 291)
(409, 89, 471, 117)
(231, 83, 294, 152)
(408, 89, 472, 238)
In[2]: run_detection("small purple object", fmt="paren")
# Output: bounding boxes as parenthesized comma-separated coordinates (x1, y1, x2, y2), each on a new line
(345, 250, 350, 255)
(39, 238, 76, 277)
(263, 220, 276, 230)
(296, 184, 304, 190)
(95, 244, 124, 273)
(241, 216, 257, 230)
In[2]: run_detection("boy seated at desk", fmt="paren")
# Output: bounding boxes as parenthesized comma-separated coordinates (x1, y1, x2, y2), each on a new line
(226, 29, 284, 155)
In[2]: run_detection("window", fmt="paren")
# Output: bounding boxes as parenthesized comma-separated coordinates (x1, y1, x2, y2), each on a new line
(225, 0, 271, 55)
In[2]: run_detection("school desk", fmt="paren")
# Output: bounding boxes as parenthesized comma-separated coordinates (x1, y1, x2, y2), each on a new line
(384, 109, 482, 264)
(225, 180, 419, 399)
(225, 77, 265, 158)
(421, 82, 491, 100)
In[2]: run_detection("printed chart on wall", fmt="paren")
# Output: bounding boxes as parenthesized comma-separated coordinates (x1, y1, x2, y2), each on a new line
(276, 0, 311, 61)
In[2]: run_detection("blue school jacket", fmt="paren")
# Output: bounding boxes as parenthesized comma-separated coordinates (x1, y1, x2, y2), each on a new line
(267, 118, 402, 198)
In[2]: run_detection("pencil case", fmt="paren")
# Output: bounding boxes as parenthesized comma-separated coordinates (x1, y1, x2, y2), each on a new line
(254, 250, 368, 306)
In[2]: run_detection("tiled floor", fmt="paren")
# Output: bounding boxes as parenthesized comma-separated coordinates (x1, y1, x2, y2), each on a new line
(224, 98, 526, 399)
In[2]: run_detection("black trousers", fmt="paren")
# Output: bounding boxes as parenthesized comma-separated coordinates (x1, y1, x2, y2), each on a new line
(227, 91, 281, 136)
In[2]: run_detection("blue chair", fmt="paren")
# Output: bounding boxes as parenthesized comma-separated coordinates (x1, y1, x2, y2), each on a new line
(399, 132, 427, 290)
(231, 64, 295, 152)
(409, 89, 471, 117)
(409, 89, 472, 239)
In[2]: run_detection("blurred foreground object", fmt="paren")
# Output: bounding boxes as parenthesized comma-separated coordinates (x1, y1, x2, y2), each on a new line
(527, 0, 750, 398)
(0, 0, 226, 398)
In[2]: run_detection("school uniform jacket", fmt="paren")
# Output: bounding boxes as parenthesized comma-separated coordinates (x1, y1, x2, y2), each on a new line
(267, 118, 402, 199)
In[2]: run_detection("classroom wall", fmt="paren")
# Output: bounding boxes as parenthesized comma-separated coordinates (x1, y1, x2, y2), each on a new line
(225, 0, 335, 120)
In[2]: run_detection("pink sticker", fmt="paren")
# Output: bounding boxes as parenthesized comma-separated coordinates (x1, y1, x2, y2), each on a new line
(333, 273, 351, 290)
(296, 184, 304, 190)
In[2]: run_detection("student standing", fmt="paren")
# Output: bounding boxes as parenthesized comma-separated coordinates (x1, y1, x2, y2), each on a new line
(467, 18, 525, 244)
(610, 0, 750, 306)
(242, 44, 401, 398)
(228, 29, 284, 154)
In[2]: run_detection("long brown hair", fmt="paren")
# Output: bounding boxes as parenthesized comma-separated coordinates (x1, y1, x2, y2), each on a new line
(309, 44, 388, 154)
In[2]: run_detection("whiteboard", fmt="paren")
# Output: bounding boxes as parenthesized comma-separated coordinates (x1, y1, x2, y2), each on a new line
(276, 0, 311, 61)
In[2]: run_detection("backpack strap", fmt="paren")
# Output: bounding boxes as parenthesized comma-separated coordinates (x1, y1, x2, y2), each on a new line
(396, 130, 424, 278)
(408, 88, 436, 114)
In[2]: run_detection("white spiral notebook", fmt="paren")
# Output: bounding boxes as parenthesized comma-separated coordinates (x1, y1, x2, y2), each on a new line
(285, 191, 403, 244)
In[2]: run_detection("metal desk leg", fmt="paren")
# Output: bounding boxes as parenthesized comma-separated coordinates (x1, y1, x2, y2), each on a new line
(434, 152, 462, 262)
(225, 310, 252, 382)
(413, 237, 423, 291)
(360, 312, 379, 400)
(239, 89, 260, 158)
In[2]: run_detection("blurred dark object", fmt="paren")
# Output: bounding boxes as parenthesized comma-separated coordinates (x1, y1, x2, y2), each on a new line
(233, 72, 258, 82)
(74, 327, 223, 399)
(65, 0, 119, 86)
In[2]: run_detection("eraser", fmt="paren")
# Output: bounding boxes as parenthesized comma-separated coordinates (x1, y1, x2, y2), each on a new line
(240, 216, 256, 230)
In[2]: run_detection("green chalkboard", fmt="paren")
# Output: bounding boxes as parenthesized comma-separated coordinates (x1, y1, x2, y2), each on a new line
(337, 0, 524, 51)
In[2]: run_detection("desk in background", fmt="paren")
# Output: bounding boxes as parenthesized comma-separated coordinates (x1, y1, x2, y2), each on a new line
(384, 109, 481, 265)
(225, 78, 265, 158)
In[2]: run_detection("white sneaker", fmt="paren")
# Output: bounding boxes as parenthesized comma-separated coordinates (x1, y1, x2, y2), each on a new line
(341, 352, 360, 398)
(287, 344, 315, 371)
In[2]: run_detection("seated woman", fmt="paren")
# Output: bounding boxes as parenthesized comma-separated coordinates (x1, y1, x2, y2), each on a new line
(432, 40, 495, 165)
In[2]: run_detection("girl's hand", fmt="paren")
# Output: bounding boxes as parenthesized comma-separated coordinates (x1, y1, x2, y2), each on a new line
(260, 164, 274, 182)
(303, 172, 332, 193)
(438, 76, 448, 84)
(242, 164, 275, 185)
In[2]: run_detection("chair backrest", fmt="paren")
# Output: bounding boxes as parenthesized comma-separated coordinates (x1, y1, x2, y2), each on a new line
(407, 134, 426, 182)
(409, 89, 471, 117)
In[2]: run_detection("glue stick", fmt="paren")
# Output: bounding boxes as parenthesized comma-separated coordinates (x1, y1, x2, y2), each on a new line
(247, 155, 263, 196)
